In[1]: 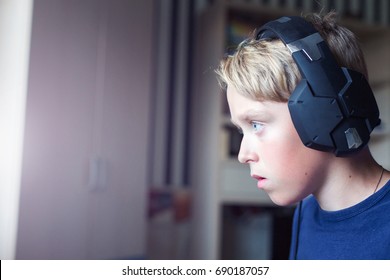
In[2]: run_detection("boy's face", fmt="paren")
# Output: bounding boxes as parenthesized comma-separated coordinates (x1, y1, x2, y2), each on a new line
(227, 85, 331, 206)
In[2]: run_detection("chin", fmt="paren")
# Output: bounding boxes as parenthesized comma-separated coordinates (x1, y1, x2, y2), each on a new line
(268, 194, 300, 207)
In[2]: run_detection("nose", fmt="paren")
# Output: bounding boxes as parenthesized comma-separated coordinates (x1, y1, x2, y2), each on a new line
(237, 134, 258, 164)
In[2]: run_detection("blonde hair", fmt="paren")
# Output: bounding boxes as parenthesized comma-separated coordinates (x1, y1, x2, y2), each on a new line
(216, 12, 368, 102)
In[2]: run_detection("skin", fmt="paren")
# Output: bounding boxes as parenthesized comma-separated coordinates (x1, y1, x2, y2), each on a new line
(226, 84, 390, 210)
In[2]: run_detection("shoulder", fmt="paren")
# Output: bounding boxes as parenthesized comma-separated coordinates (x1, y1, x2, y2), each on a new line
(372, 179, 390, 206)
(370, 179, 390, 213)
(291, 195, 318, 225)
(301, 195, 318, 213)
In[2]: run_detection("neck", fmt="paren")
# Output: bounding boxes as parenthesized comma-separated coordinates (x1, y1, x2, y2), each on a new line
(313, 148, 388, 211)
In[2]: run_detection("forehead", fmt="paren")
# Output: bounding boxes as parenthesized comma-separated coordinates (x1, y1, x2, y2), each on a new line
(227, 86, 269, 120)
(227, 85, 263, 112)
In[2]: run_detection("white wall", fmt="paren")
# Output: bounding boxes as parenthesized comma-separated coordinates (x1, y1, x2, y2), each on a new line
(0, 0, 33, 260)
(15, 0, 154, 259)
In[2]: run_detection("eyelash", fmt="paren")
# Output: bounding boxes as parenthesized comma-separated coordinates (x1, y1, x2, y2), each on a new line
(235, 121, 264, 135)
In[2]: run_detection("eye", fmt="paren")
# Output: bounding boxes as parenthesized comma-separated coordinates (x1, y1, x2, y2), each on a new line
(251, 121, 264, 132)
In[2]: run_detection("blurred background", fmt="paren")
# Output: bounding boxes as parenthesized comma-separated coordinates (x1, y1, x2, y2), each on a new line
(0, 0, 389, 260)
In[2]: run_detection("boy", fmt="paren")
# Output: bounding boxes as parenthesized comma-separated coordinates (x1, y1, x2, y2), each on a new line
(216, 12, 390, 259)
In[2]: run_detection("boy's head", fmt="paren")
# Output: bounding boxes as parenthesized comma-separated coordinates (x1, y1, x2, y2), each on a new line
(216, 12, 380, 156)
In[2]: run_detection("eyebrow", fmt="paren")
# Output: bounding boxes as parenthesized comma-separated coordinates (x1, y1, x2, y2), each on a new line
(232, 109, 269, 125)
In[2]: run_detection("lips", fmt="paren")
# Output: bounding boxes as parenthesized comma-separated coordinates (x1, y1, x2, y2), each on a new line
(251, 174, 267, 189)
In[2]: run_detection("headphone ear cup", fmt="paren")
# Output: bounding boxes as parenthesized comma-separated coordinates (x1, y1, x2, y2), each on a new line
(288, 69, 380, 156)
(338, 68, 380, 131)
(330, 68, 380, 156)
(288, 79, 344, 152)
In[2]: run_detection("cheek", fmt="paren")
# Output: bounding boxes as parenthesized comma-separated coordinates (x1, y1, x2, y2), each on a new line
(262, 141, 323, 205)
(263, 139, 305, 176)
(263, 124, 303, 166)
(268, 135, 328, 191)
(263, 127, 320, 184)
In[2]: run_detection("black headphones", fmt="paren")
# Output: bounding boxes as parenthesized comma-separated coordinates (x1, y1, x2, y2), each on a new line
(256, 16, 380, 156)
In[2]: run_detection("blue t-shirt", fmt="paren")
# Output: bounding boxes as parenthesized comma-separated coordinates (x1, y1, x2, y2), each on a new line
(289, 180, 390, 259)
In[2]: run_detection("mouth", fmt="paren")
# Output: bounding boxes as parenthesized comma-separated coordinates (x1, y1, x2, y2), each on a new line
(251, 174, 267, 189)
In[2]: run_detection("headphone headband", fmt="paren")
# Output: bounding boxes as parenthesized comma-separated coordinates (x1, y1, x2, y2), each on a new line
(256, 16, 318, 44)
